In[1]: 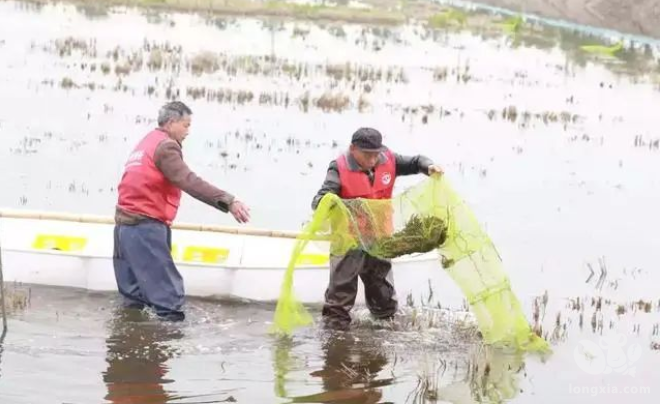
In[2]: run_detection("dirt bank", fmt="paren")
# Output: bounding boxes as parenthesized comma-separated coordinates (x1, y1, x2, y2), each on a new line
(10, 0, 660, 40)
(4, 0, 438, 25)
(474, 0, 660, 39)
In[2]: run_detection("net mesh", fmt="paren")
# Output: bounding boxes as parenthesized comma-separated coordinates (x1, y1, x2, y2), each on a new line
(270, 175, 549, 353)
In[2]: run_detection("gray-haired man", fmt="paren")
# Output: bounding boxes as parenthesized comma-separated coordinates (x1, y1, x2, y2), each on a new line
(113, 101, 250, 320)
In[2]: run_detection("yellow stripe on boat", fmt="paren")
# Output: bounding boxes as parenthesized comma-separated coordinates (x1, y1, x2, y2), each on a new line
(32, 234, 87, 252)
(295, 253, 329, 266)
(182, 245, 230, 264)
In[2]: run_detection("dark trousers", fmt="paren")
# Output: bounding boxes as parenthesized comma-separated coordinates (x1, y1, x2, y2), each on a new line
(112, 220, 185, 321)
(322, 249, 398, 328)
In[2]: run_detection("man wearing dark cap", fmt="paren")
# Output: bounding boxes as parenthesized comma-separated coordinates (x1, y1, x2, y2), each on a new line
(311, 127, 443, 329)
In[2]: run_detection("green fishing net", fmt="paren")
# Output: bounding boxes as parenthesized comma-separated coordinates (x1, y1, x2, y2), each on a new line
(270, 175, 549, 353)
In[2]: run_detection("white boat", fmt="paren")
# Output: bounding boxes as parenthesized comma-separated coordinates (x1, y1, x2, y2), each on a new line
(0, 209, 458, 306)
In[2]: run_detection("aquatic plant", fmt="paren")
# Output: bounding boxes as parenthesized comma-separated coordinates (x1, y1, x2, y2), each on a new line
(314, 92, 350, 112)
(501, 15, 523, 34)
(427, 9, 467, 29)
(372, 215, 447, 259)
(580, 40, 624, 57)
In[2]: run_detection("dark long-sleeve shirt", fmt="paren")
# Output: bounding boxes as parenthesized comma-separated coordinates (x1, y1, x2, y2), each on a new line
(311, 150, 434, 210)
(115, 138, 235, 225)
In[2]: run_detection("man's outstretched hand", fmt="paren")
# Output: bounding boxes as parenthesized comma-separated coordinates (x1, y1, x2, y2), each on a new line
(428, 164, 444, 176)
(229, 200, 250, 223)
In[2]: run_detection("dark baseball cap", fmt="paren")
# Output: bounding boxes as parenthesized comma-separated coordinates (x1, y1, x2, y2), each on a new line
(351, 127, 385, 152)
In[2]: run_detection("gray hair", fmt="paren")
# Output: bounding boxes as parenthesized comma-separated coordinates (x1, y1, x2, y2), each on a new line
(157, 101, 192, 127)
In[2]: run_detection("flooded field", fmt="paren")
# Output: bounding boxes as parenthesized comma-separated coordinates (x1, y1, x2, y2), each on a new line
(2, 284, 656, 403)
(0, 0, 659, 402)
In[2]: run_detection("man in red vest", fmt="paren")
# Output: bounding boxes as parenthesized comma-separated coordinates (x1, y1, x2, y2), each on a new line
(113, 101, 250, 321)
(311, 127, 443, 329)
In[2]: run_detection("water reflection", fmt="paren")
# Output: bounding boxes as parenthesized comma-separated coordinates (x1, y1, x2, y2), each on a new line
(103, 309, 183, 404)
(0, 327, 6, 380)
(272, 329, 529, 404)
(434, 346, 526, 404)
(277, 331, 392, 404)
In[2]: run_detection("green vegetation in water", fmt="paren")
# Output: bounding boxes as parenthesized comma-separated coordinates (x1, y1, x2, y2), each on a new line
(189, 51, 220, 75)
(500, 14, 523, 33)
(580, 40, 624, 56)
(261, 0, 402, 24)
(21, 0, 407, 24)
(4, 287, 30, 313)
(373, 215, 447, 259)
(427, 9, 467, 29)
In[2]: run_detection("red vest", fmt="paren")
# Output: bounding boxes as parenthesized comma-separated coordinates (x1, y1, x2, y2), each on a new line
(336, 149, 396, 199)
(336, 150, 396, 243)
(117, 129, 182, 226)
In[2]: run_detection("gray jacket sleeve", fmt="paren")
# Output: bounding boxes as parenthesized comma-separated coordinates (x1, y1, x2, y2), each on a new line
(394, 153, 433, 176)
(311, 160, 341, 210)
(155, 139, 235, 212)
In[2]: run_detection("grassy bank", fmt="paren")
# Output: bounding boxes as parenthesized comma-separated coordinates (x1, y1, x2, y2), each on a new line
(11, 0, 461, 26)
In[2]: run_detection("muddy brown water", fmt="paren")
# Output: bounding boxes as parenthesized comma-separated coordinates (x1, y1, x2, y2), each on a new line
(1, 284, 658, 403)
(0, 0, 659, 402)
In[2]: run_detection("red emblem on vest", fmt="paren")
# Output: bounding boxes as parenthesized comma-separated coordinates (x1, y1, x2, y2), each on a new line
(336, 150, 396, 200)
(335, 150, 397, 240)
(381, 172, 392, 186)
